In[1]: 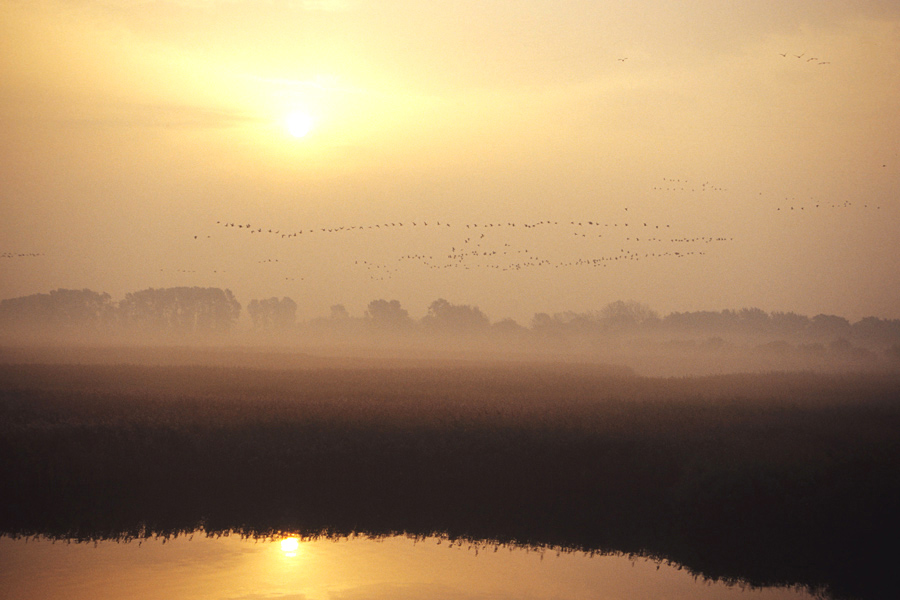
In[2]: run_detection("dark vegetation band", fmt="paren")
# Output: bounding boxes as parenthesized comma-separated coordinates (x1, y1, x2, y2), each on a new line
(1, 363, 897, 600)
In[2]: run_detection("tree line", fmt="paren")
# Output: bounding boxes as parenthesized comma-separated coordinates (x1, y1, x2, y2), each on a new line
(532, 302, 900, 345)
(0, 287, 240, 338)
(2, 288, 900, 352)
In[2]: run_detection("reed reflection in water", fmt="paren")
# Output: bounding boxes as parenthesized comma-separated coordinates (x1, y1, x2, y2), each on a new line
(0, 533, 817, 600)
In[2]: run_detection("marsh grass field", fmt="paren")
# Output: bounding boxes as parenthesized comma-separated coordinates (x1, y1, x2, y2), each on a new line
(1, 348, 898, 599)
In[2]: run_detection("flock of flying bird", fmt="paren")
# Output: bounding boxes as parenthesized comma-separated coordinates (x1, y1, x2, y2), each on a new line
(177, 162, 892, 284)
(4, 167, 885, 290)
(651, 177, 884, 212)
(778, 51, 830, 65)
(615, 52, 831, 66)
(775, 200, 882, 211)
(652, 178, 728, 193)
(204, 212, 736, 282)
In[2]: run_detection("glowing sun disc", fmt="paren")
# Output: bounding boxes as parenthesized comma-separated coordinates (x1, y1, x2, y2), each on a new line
(286, 113, 313, 138)
(280, 537, 300, 553)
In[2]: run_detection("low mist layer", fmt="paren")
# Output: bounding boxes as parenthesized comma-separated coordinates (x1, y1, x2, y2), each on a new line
(2, 288, 899, 376)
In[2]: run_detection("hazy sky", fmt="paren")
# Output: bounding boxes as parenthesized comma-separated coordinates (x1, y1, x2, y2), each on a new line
(2, 0, 899, 323)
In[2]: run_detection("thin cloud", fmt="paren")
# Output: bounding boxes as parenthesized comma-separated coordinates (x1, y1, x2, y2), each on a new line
(297, 0, 353, 11)
(243, 74, 370, 96)
(225, 594, 308, 600)
(72, 102, 261, 129)
(88, 0, 353, 10)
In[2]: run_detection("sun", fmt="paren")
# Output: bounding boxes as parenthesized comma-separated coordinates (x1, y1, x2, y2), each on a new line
(285, 112, 314, 138)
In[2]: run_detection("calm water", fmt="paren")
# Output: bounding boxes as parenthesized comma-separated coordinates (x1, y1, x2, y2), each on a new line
(0, 533, 818, 600)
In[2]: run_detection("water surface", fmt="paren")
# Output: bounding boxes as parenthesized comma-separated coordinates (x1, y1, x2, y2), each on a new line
(0, 533, 818, 600)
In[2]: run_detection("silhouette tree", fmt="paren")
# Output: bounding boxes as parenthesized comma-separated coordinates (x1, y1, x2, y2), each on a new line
(770, 311, 810, 338)
(0, 288, 115, 337)
(531, 312, 554, 331)
(422, 298, 490, 333)
(737, 307, 771, 333)
(493, 317, 527, 336)
(194, 288, 242, 334)
(809, 314, 851, 341)
(330, 304, 350, 321)
(365, 299, 412, 330)
(118, 287, 240, 335)
(851, 316, 900, 346)
(247, 299, 263, 329)
(663, 310, 728, 332)
(248, 297, 297, 331)
(598, 300, 659, 332)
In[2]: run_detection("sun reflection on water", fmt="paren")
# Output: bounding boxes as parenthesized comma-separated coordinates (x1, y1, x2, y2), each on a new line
(279, 536, 300, 557)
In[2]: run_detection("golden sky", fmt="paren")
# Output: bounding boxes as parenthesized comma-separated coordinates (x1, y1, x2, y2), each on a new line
(2, 0, 899, 323)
